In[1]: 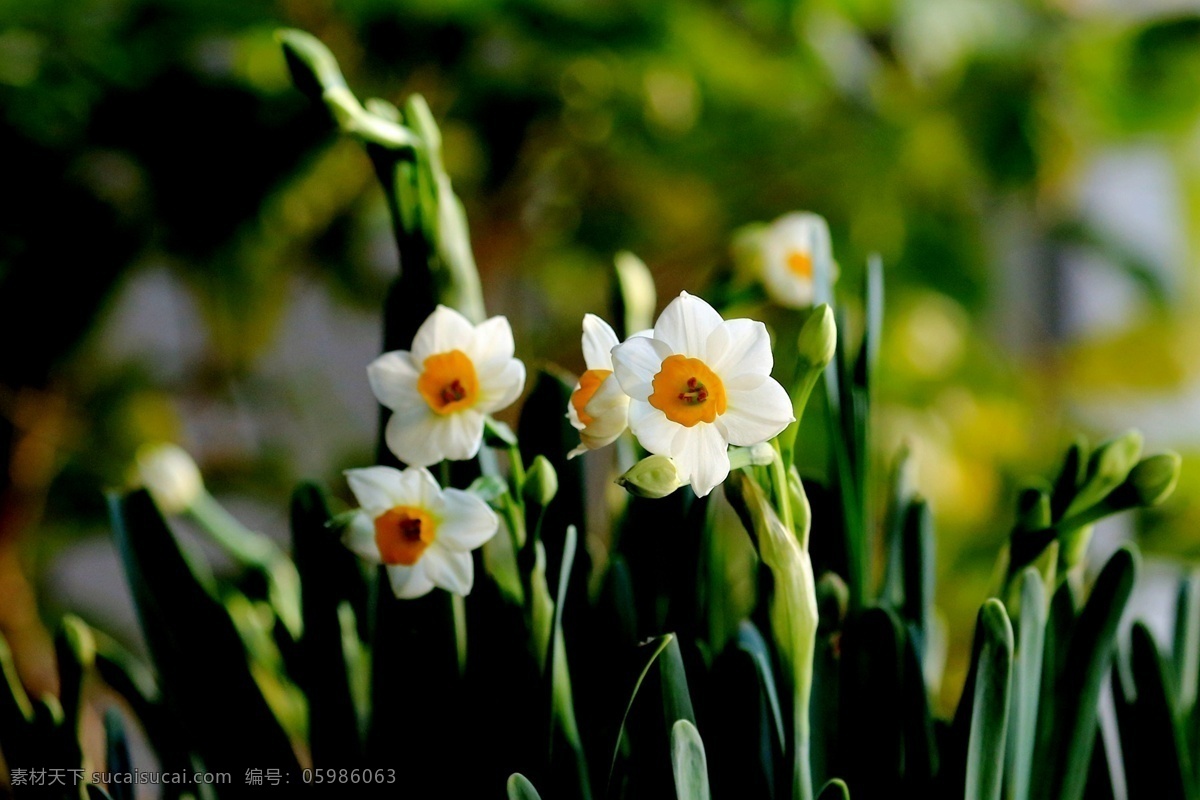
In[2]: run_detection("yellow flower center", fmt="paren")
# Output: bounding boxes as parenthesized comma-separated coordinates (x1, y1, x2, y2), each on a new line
(374, 505, 437, 566)
(417, 350, 479, 415)
(648, 355, 727, 427)
(571, 369, 612, 426)
(785, 249, 813, 279)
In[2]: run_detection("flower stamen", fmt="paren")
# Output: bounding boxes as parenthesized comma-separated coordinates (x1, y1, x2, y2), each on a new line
(374, 505, 437, 566)
(649, 354, 727, 427)
(678, 377, 710, 405)
(418, 349, 479, 415)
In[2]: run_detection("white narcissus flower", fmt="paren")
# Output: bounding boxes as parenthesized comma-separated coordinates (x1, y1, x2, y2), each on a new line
(566, 314, 639, 459)
(368, 305, 526, 467)
(611, 292, 794, 497)
(343, 465, 498, 599)
(760, 212, 831, 309)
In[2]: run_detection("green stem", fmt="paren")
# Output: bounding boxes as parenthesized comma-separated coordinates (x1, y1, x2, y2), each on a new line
(771, 442, 795, 534)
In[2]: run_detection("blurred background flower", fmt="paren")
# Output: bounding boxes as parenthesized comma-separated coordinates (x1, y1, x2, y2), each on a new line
(4, 0, 1200, 715)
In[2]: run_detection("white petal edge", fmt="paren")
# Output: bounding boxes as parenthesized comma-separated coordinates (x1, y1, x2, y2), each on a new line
(469, 316, 517, 373)
(386, 562, 436, 599)
(476, 358, 526, 413)
(384, 408, 485, 467)
(437, 488, 499, 551)
(653, 292, 724, 359)
(627, 399, 679, 455)
(342, 511, 381, 562)
(411, 305, 477, 364)
(393, 465, 444, 511)
(422, 548, 474, 595)
(717, 375, 794, 446)
(705, 319, 774, 381)
(345, 466, 405, 517)
(669, 422, 730, 497)
(366, 351, 422, 411)
(581, 314, 621, 370)
(611, 335, 672, 400)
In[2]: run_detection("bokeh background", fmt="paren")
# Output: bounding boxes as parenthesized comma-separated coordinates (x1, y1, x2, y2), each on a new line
(4, 0, 1200, 719)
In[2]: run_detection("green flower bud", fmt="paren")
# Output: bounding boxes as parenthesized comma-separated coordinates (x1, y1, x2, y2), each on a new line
(796, 303, 837, 371)
(1126, 452, 1182, 506)
(523, 455, 559, 508)
(616, 454, 683, 499)
(1103, 452, 1182, 510)
(1065, 429, 1143, 517)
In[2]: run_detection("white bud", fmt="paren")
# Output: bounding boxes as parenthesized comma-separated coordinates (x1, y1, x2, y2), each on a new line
(136, 443, 204, 514)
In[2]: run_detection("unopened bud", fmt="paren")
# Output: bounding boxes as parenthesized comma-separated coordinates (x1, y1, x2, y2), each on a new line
(616, 454, 683, 499)
(797, 304, 837, 371)
(1119, 452, 1181, 508)
(136, 443, 204, 515)
(523, 455, 559, 507)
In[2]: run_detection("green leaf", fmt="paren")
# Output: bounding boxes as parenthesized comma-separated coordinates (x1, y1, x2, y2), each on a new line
(109, 489, 299, 776)
(881, 445, 916, 609)
(734, 621, 786, 752)
(1007, 569, 1047, 800)
(507, 773, 544, 800)
(0, 631, 34, 769)
(291, 482, 361, 766)
(607, 634, 695, 793)
(965, 600, 1013, 800)
(1173, 570, 1200, 714)
(104, 709, 134, 800)
(275, 28, 348, 103)
(1115, 623, 1192, 800)
(1035, 545, 1138, 800)
(54, 615, 94, 769)
(839, 608, 905, 797)
(817, 779, 851, 800)
(544, 525, 591, 798)
(671, 720, 711, 800)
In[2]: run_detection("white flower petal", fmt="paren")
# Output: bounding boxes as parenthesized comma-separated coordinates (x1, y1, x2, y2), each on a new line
(566, 382, 585, 432)
(669, 423, 730, 497)
(411, 305, 477, 363)
(762, 213, 826, 309)
(366, 351, 422, 411)
(706, 319, 774, 381)
(345, 466, 405, 516)
(393, 466, 443, 510)
(583, 375, 631, 439)
(612, 336, 672, 400)
(581, 314, 620, 370)
(476, 358, 526, 413)
(653, 292, 724, 358)
(384, 408, 484, 466)
(441, 411, 487, 461)
(627, 400, 679, 454)
(386, 563, 436, 599)
(717, 375, 794, 446)
(469, 316, 517, 373)
(422, 548, 474, 595)
(437, 488, 499, 551)
(342, 511, 380, 562)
